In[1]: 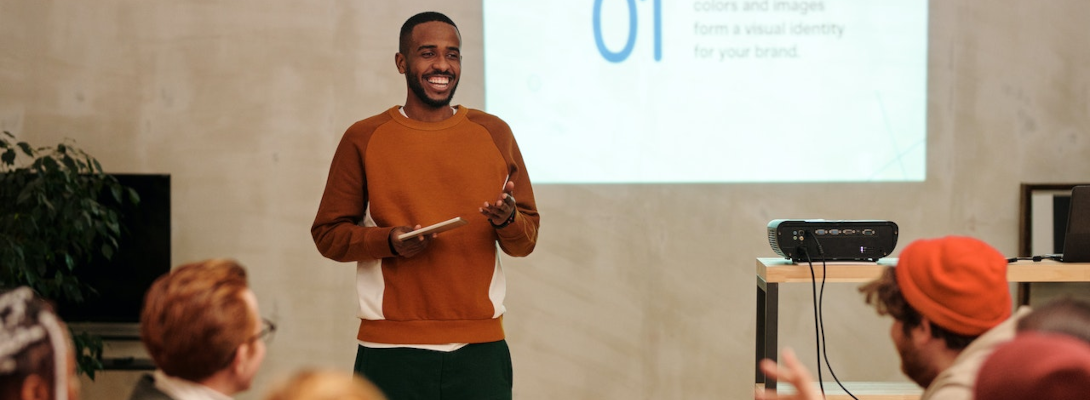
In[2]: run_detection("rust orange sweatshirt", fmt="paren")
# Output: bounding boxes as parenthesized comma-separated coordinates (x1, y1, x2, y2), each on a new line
(311, 105, 539, 344)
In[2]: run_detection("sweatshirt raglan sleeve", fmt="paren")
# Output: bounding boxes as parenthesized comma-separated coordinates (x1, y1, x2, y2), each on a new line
(482, 114, 540, 257)
(311, 124, 397, 262)
(495, 163, 539, 257)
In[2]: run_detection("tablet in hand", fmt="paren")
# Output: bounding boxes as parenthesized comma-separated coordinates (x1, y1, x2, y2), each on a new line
(397, 217, 468, 240)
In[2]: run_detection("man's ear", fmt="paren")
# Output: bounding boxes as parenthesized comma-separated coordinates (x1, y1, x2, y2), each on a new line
(395, 52, 406, 74)
(21, 374, 49, 400)
(913, 317, 934, 345)
(231, 342, 252, 376)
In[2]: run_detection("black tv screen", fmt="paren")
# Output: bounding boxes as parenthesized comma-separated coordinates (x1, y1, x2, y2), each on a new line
(55, 174, 171, 324)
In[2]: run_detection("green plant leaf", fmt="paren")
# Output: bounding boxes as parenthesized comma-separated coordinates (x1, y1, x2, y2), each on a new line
(127, 188, 141, 204)
(1, 133, 126, 378)
(13, 246, 25, 264)
(71, 329, 104, 380)
(41, 156, 58, 173)
(24, 268, 37, 286)
(61, 154, 78, 171)
(40, 196, 55, 212)
(101, 243, 114, 259)
(16, 186, 32, 204)
(16, 142, 33, 157)
(110, 185, 122, 203)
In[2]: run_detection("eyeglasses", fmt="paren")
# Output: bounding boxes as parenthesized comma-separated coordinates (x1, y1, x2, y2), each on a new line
(251, 318, 277, 344)
(220, 318, 278, 368)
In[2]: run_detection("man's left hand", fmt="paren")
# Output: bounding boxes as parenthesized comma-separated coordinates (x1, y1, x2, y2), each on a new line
(480, 181, 516, 226)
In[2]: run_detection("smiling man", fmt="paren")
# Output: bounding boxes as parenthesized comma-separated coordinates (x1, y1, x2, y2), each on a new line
(311, 11, 540, 400)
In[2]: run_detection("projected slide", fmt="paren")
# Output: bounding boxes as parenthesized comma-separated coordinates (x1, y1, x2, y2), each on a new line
(483, 0, 928, 183)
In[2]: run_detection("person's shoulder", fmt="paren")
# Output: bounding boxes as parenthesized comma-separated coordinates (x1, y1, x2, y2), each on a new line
(463, 107, 512, 133)
(128, 374, 175, 400)
(463, 106, 500, 119)
(921, 384, 972, 400)
(345, 107, 398, 135)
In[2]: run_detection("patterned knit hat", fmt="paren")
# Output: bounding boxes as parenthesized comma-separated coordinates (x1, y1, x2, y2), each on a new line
(974, 333, 1090, 400)
(0, 287, 70, 400)
(895, 236, 1011, 336)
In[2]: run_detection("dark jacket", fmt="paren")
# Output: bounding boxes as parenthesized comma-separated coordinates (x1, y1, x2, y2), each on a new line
(127, 374, 175, 400)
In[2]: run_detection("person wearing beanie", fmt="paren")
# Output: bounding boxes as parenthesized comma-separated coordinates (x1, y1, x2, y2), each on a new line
(756, 236, 1028, 400)
(973, 333, 1090, 400)
(857, 236, 1029, 400)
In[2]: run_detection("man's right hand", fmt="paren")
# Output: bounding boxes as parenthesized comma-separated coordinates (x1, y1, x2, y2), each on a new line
(755, 348, 823, 400)
(389, 225, 433, 258)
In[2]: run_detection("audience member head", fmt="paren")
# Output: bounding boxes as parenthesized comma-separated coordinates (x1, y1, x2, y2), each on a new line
(1016, 296, 1090, 343)
(973, 333, 1090, 400)
(140, 259, 269, 394)
(859, 236, 1010, 387)
(0, 287, 79, 400)
(264, 369, 386, 400)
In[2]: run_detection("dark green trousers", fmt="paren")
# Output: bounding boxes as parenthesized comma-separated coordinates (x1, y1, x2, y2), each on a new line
(353, 340, 513, 400)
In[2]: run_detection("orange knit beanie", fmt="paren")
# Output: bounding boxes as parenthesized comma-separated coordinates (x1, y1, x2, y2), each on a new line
(894, 236, 1011, 336)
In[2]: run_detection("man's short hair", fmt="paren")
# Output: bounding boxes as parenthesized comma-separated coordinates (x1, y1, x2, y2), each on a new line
(0, 287, 65, 400)
(398, 11, 458, 54)
(860, 268, 976, 350)
(140, 259, 252, 382)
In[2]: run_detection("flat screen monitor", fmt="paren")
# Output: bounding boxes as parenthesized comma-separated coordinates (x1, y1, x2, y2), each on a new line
(55, 173, 171, 326)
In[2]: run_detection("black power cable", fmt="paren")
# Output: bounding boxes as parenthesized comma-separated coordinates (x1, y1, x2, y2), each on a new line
(801, 245, 825, 395)
(801, 231, 859, 400)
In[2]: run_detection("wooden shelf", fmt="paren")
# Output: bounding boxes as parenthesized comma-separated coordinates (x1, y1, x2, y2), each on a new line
(757, 381, 921, 400)
(758, 257, 1090, 284)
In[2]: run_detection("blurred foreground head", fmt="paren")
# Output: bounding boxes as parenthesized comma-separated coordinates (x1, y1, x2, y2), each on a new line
(141, 259, 266, 393)
(1016, 296, 1090, 343)
(0, 286, 79, 400)
(265, 369, 387, 400)
(974, 333, 1090, 400)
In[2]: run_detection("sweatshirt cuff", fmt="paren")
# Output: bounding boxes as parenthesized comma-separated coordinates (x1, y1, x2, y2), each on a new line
(365, 226, 399, 259)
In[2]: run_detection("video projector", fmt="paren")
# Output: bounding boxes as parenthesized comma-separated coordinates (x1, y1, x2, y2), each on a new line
(768, 219, 899, 262)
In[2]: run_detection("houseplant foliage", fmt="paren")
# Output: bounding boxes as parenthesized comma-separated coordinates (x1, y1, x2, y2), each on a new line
(0, 130, 139, 378)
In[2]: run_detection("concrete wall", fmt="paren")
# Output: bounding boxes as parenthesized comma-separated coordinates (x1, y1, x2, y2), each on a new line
(2, 1, 1088, 399)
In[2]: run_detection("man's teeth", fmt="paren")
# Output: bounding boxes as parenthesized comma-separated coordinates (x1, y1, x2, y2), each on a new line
(428, 76, 450, 85)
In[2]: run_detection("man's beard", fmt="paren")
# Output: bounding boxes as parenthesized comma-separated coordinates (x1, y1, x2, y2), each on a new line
(896, 335, 937, 388)
(406, 66, 458, 108)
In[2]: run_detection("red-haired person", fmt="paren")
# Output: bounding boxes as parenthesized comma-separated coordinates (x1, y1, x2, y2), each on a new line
(128, 259, 274, 400)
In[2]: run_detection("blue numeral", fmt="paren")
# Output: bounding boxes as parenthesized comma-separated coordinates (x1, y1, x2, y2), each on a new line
(593, 0, 662, 63)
